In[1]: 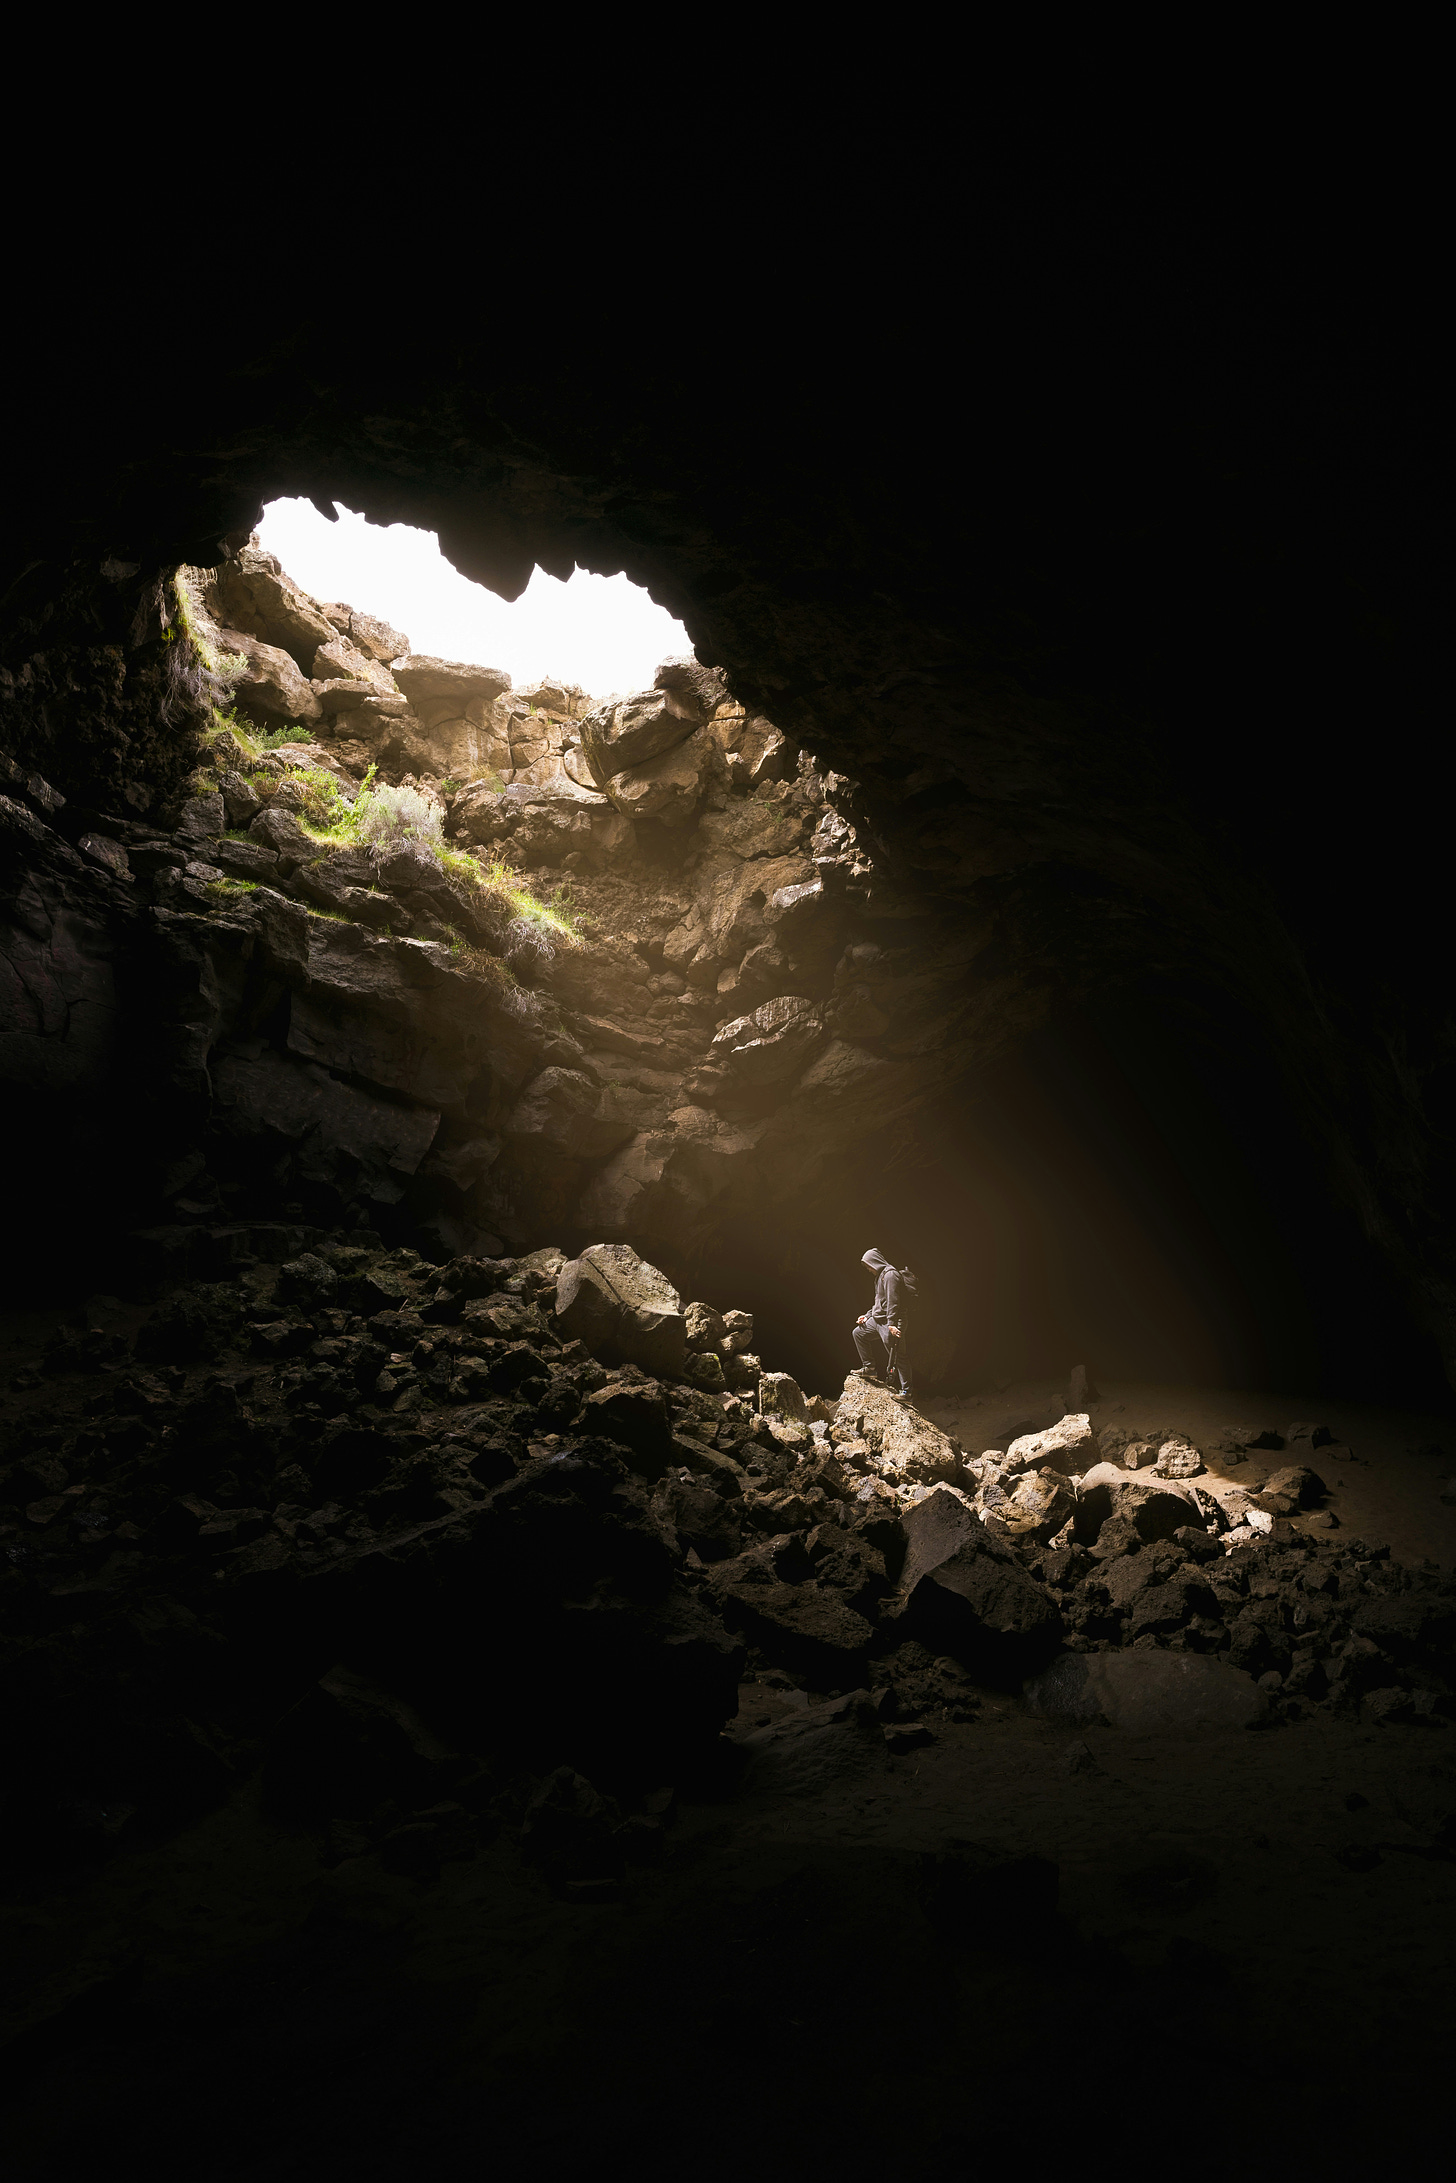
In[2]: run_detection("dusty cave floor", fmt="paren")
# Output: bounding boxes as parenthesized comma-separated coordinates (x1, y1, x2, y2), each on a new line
(4, 1354, 1455, 2175)
(4, 1685, 1454, 2177)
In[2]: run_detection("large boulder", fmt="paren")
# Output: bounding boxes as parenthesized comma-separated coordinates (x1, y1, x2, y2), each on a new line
(834, 1378, 963, 1491)
(325, 606, 409, 664)
(1023, 1650, 1269, 1735)
(892, 1484, 1062, 1675)
(209, 544, 337, 672)
(1075, 1464, 1193, 1545)
(1005, 1413, 1099, 1475)
(581, 688, 699, 778)
(219, 628, 323, 726)
(758, 1370, 809, 1423)
(709, 995, 826, 1086)
(606, 726, 724, 827)
(555, 1244, 687, 1378)
(249, 805, 315, 860)
(391, 656, 512, 708)
(653, 656, 726, 720)
(1001, 1466, 1075, 1542)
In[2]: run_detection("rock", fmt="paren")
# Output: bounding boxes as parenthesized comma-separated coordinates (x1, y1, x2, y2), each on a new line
(276, 1252, 339, 1307)
(1360, 1687, 1415, 1726)
(1002, 1466, 1076, 1542)
(722, 1309, 755, 1353)
(893, 1486, 1062, 1673)
(1076, 1465, 1193, 1545)
(1350, 1592, 1456, 1660)
(312, 635, 398, 699)
(684, 1301, 727, 1352)
(582, 688, 699, 777)
(1153, 1438, 1203, 1479)
(653, 656, 726, 721)
(392, 656, 512, 707)
(1262, 1464, 1326, 1507)
(1284, 1422, 1334, 1447)
(210, 546, 339, 671)
(249, 805, 315, 860)
(1006, 1413, 1099, 1475)
(213, 1050, 439, 1208)
(607, 724, 723, 827)
(1067, 1364, 1100, 1407)
(708, 1555, 877, 1686)
(835, 1378, 962, 1489)
(77, 832, 131, 881)
(220, 628, 324, 725)
(884, 1720, 936, 1753)
(555, 1245, 687, 1378)
(328, 607, 409, 664)
(759, 1371, 809, 1423)
(1023, 1650, 1270, 1734)
(581, 1383, 673, 1475)
(315, 678, 388, 715)
(176, 793, 225, 846)
(709, 995, 826, 1086)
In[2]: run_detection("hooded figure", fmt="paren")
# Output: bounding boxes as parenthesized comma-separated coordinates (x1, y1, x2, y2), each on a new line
(852, 1247, 916, 1400)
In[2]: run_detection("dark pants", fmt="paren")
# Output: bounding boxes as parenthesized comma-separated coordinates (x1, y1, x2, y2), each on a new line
(853, 1319, 913, 1395)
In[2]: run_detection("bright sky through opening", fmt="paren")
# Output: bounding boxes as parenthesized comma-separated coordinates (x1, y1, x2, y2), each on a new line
(257, 499, 693, 699)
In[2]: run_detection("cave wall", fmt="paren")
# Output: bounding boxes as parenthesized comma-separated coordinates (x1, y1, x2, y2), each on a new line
(1, 303, 1449, 1394)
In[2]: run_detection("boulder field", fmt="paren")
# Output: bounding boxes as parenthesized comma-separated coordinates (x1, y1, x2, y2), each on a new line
(5, 1229, 1452, 1880)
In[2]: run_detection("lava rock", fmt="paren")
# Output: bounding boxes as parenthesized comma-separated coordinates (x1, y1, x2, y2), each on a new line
(1023, 1650, 1270, 1734)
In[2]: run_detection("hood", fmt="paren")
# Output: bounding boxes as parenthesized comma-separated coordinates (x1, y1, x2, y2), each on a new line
(861, 1249, 890, 1271)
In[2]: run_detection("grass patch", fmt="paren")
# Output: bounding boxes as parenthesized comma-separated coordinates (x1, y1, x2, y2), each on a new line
(463, 852, 583, 943)
(192, 740, 587, 957)
(205, 878, 258, 902)
(201, 711, 314, 758)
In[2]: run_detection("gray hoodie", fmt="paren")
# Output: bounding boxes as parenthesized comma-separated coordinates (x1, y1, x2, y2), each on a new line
(861, 1248, 909, 1333)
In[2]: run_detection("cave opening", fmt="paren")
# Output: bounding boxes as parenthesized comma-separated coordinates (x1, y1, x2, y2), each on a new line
(3, 285, 1453, 2171)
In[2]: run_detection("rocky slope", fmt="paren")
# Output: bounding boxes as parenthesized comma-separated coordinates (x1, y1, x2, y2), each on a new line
(2, 542, 1036, 1297)
(4, 1216, 1452, 1879)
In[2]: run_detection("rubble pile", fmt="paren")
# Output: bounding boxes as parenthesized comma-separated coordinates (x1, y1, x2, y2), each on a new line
(4, 1237, 1454, 1879)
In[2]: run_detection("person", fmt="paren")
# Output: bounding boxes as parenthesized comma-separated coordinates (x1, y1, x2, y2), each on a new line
(852, 1247, 917, 1404)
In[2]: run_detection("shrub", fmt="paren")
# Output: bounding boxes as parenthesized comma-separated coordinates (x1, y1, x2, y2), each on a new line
(354, 783, 443, 854)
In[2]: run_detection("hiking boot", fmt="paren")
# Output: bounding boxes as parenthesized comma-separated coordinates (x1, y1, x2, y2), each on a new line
(852, 1366, 886, 1386)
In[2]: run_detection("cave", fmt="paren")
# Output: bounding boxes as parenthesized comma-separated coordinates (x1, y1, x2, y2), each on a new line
(2, 271, 1452, 2174)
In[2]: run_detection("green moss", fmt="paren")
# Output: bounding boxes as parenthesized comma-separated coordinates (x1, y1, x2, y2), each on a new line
(205, 877, 258, 901)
